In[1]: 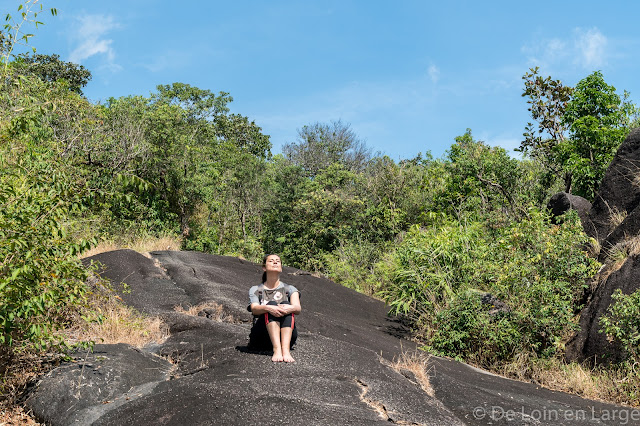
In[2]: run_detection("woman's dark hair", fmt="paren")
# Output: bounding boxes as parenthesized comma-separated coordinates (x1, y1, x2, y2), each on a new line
(262, 254, 279, 283)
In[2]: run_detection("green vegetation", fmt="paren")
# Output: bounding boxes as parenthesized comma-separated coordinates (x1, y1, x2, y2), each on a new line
(382, 211, 599, 365)
(601, 289, 640, 363)
(2, 0, 640, 410)
(520, 67, 637, 198)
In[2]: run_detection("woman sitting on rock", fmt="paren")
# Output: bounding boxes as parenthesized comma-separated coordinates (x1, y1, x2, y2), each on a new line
(248, 254, 301, 362)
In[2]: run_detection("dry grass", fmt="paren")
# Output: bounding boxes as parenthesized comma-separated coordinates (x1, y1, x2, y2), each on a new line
(497, 352, 640, 407)
(387, 350, 434, 397)
(0, 350, 62, 426)
(0, 404, 41, 425)
(606, 236, 640, 266)
(1, 243, 175, 424)
(0, 289, 169, 425)
(586, 237, 601, 258)
(174, 302, 236, 323)
(609, 207, 628, 229)
(80, 234, 182, 259)
(63, 289, 169, 348)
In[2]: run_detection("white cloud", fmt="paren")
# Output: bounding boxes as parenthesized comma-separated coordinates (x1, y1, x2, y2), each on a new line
(574, 27, 607, 68)
(544, 38, 567, 63)
(428, 64, 440, 83)
(522, 27, 609, 71)
(68, 14, 121, 71)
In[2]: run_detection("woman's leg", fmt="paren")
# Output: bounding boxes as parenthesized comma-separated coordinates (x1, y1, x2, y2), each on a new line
(266, 321, 284, 362)
(277, 301, 295, 362)
(265, 301, 295, 362)
(280, 326, 295, 362)
(264, 301, 283, 361)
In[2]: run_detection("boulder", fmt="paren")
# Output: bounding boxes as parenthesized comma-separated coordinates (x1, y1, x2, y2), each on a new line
(566, 254, 640, 364)
(565, 129, 640, 364)
(82, 249, 193, 315)
(26, 343, 173, 425)
(587, 127, 640, 253)
(547, 191, 593, 230)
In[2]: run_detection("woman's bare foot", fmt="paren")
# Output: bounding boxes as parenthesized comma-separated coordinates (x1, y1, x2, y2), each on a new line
(272, 349, 284, 362)
(282, 352, 295, 363)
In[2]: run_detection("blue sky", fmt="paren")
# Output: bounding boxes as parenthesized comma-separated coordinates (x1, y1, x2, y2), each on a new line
(14, 0, 640, 160)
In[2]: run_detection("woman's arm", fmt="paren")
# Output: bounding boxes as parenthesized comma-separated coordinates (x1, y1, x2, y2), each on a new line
(250, 292, 301, 316)
(250, 303, 288, 317)
(279, 292, 301, 315)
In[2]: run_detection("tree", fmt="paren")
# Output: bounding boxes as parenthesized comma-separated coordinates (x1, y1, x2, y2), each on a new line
(519, 67, 573, 191)
(282, 163, 366, 268)
(441, 129, 528, 219)
(215, 113, 271, 159)
(153, 82, 231, 121)
(283, 120, 372, 177)
(562, 71, 636, 199)
(14, 53, 91, 94)
(520, 68, 637, 199)
(261, 155, 311, 260)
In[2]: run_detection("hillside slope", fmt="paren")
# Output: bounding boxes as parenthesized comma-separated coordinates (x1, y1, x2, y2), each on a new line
(26, 250, 634, 425)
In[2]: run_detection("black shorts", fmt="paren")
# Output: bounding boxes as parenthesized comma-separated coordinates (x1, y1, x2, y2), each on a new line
(248, 301, 297, 350)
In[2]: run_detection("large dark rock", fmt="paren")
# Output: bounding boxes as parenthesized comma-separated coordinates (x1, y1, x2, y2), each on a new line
(587, 127, 640, 253)
(565, 128, 640, 364)
(82, 249, 194, 315)
(547, 191, 593, 230)
(566, 254, 640, 364)
(27, 343, 173, 425)
(27, 250, 635, 425)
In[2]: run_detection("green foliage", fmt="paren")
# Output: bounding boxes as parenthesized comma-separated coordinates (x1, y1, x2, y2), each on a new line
(379, 220, 485, 321)
(320, 240, 385, 295)
(520, 67, 573, 190)
(283, 120, 372, 177)
(14, 53, 91, 94)
(441, 130, 524, 217)
(0, 147, 90, 350)
(600, 288, 640, 363)
(520, 68, 637, 199)
(0, 3, 95, 352)
(436, 129, 552, 220)
(380, 210, 600, 365)
(215, 113, 271, 158)
(562, 71, 635, 199)
(429, 292, 520, 363)
(1, 0, 57, 76)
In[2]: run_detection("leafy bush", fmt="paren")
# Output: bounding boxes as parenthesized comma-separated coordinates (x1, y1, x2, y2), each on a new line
(429, 292, 520, 363)
(600, 288, 640, 363)
(379, 220, 486, 324)
(321, 240, 385, 295)
(0, 148, 91, 351)
(380, 209, 600, 365)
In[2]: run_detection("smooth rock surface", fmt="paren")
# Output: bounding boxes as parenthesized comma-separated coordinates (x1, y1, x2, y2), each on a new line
(26, 250, 637, 425)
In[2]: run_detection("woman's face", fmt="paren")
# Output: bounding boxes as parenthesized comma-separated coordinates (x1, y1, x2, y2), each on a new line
(263, 255, 282, 273)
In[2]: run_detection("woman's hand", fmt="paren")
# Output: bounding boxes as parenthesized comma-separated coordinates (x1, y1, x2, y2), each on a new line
(266, 304, 289, 317)
(277, 304, 296, 315)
